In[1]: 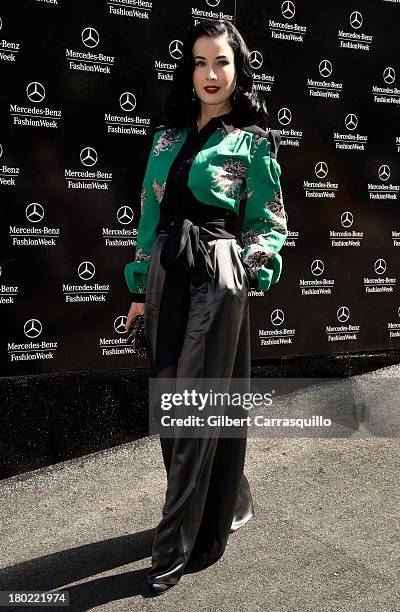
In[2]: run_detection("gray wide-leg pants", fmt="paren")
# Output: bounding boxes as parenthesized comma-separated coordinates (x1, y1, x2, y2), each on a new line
(144, 233, 255, 586)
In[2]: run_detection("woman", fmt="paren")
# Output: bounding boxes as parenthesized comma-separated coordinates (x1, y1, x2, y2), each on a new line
(124, 19, 287, 595)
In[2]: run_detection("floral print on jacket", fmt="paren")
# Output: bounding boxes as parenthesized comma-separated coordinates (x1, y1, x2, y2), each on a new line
(124, 122, 287, 297)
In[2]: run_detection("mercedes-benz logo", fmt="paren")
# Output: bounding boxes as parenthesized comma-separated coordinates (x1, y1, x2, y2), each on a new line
(383, 66, 396, 85)
(26, 202, 44, 223)
(374, 259, 386, 275)
(337, 306, 350, 323)
(119, 92, 136, 112)
(169, 39, 183, 60)
(206, 0, 220, 6)
(250, 51, 263, 70)
(281, 1, 295, 20)
(341, 211, 353, 228)
(398, 306, 400, 319)
(278, 107, 291, 126)
(24, 318, 42, 339)
(117, 205, 134, 225)
(378, 164, 390, 181)
(80, 147, 98, 167)
(345, 113, 358, 131)
(26, 81, 46, 104)
(0, 144, 2, 158)
(114, 315, 128, 334)
(271, 308, 284, 326)
(81, 27, 99, 49)
(0, 17, 2, 31)
(0, 265, 2, 278)
(319, 59, 332, 78)
(349, 10, 362, 29)
(315, 161, 328, 179)
(311, 259, 324, 276)
(78, 261, 95, 280)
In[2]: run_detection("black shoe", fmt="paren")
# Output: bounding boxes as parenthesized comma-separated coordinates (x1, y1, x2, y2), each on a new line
(148, 581, 174, 596)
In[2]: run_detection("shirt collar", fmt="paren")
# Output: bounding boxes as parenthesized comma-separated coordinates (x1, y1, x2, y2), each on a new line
(191, 109, 236, 134)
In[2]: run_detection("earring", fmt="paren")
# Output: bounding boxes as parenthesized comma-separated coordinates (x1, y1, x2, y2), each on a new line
(192, 86, 197, 101)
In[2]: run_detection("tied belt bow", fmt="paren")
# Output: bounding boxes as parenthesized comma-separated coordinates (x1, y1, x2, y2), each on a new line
(158, 214, 235, 287)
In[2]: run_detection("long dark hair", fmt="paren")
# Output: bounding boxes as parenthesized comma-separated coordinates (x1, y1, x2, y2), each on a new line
(160, 20, 269, 130)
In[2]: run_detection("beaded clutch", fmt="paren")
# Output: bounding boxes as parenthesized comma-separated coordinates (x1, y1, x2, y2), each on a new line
(126, 314, 147, 358)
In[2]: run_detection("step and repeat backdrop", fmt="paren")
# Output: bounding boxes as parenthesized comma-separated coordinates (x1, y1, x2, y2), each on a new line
(0, 0, 399, 376)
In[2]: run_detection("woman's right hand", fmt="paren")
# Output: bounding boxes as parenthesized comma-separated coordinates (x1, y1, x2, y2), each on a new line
(125, 302, 145, 332)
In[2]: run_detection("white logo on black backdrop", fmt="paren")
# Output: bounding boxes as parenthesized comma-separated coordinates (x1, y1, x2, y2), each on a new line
(114, 316, 127, 334)
(383, 66, 396, 85)
(315, 161, 328, 179)
(0, 16, 20, 62)
(378, 164, 390, 181)
(311, 260, 324, 276)
(372, 66, 398, 106)
(349, 11, 363, 29)
(78, 261, 96, 281)
(250, 51, 263, 70)
(65, 27, 114, 74)
(281, 1, 295, 20)
(330, 211, 363, 248)
(364, 259, 396, 294)
(269, 1, 306, 42)
(304, 161, 338, 198)
(271, 308, 284, 326)
(337, 306, 350, 323)
(206, 0, 221, 6)
(81, 27, 99, 48)
(119, 92, 136, 112)
(80, 147, 98, 167)
(277, 107, 302, 147)
(24, 318, 43, 338)
(26, 202, 44, 223)
(107, 0, 152, 19)
(345, 113, 358, 130)
(250, 50, 274, 92)
(105, 92, 148, 136)
(278, 107, 291, 126)
(10, 81, 61, 128)
(326, 305, 360, 345)
(338, 10, 372, 51)
(118, 206, 134, 224)
(299, 258, 334, 296)
(102, 206, 136, 247)
(308, 59, 342, 100)
(9, 203, 60, 247)
(374, 259, 386, 275)
(26, 82, 46, 104)
(341, 211, 353, 228)
(333, 113, 367, 151)
(169, 40, 183, 60)
(319, 59, 332, 78)
(0, 265, 19, 305)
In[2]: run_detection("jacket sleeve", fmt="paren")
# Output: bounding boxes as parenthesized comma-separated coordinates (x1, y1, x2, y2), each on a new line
(238, 129, 288, 292)
(124, 129, 162, 302)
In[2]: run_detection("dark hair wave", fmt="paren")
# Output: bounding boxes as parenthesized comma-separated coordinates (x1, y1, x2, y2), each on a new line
(159, 20, 269, 130)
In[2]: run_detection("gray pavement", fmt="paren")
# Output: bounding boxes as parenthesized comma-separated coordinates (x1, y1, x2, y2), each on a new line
(0, 364, 400, 611)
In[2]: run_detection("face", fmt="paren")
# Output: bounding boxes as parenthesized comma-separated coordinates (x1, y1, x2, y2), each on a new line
(192, 32, 237, 108)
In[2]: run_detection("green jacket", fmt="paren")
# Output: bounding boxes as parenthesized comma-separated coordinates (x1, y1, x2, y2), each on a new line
(124, 120, 287, 297)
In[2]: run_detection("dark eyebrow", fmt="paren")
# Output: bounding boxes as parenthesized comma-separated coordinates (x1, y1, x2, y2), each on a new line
(194, 55, 230, 59)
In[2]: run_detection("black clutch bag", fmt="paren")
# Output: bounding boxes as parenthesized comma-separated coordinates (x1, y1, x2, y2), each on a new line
(126, 314, 147, 358)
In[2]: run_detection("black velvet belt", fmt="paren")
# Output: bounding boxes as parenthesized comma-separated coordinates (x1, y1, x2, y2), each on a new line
(156, 211, 236, 287)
